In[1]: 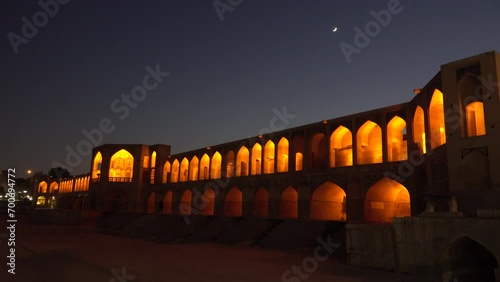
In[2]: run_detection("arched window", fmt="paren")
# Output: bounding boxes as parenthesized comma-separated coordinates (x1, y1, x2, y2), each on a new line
(210, 151, 222, 179)
(162, 161, 171, 184)
(109, 149, 134, 182)
(92, 152, 102, 180)
(263, 141, 275, 174)
(200, 154, 210, 180)
(277, 137, 289, 172)
(387, 116, 407, 162)
(171, 159, 179, 183)
(189, 156, 199, 181)
(429, 89, 446, 148)
(330, 126, 353, 167)
(251, 143, 262, 175)
(357, 121, 382, 164)
(413, 106, 426, 154)
(236, 147, 249, 177)
(180, 158, 189, 182)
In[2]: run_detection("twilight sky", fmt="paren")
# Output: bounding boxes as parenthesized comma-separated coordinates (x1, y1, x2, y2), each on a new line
(1, 0, 500, 177)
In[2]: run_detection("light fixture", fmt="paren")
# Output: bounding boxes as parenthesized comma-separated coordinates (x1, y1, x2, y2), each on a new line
(413, 88, 421, 94)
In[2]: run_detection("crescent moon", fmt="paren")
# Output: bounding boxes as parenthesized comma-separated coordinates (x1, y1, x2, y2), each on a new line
(332, 27, 338, 32)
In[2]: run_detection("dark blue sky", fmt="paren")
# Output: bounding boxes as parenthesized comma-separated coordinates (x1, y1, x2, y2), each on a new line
(1, 0, 500, 177)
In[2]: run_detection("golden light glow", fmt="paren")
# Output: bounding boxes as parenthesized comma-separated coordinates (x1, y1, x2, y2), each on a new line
(143, 156, 149, 169)
(49, 182, 58, 193)
(224, 186, 242, 217)
(264, 141, 275, 174)
(330, 126, 353, 167)
(310, 182, 346, 220)
(162, 161, 171, 184)
(429, 89, 446, 148)
(36, 196, 46, 206)
(38, 181, 47, 193)
(236, 147, 249, 177)
(200, 154, 210, 180)
(163, 191, 172, 214)
(109, 149, 134, 181)
(226, 150, 235, 178)
(180, 190, 192, 215)
(200, 188, 215, 216)
(295, 152, 303, 171)
(171, 159, 179, 183)
(357, 121, 382, 164)
(253, 188, 268, 218)
(180, 158, 189, 182)
(251, 143, 262, 175)
(465, 101, 486, 137)
(277, 137, 289, 172)
(189, 156, 199, 181)
(150, 151, 156, 168)
(387, 116, 407, 162)
(413, 106, 426, 154)
(210, 151, 222, 179)
(92, 151, 102, 179)
(364, 178, 410, 222)
(279, 186, 298, 219)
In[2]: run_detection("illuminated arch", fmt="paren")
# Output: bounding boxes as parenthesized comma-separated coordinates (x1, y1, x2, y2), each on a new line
(236, 146, 249, 177)
(92, 151, 102, 179)
(38, 181, 48, 193)
(277, 137, 289, 172)
(387, 116, 407, 162)
(162, 161, 171, 184)
(210, 151, 222, 179)
(251, 143, 262, 175)
(200, 154, 210, 180)
(162, 191, 172, 214)
(109, 149, 134, 182)
(147, 193, 156, 214)
(429, 89, 446, 148)
(413, 106, 426, 154)
(310, 133, 327, 170)
(150, 151, 157, 184)
(279, 186, 298, 219)
(458, 75, 487, 137)
(263, 141, 275, 174)
(224, 187, 242, 217)
(171, 159, 179, 183)
(292, 135, 304, 171)
(330, 126, 353, 167)
(180, 190, 192, 215)
(310, 182, 346, 220)
(226, 150, 235, 178)
(150, 151, 156, 168)
(357, 121, 382, 164)
(189, 156, 199, 181)
(180, 158, 189, 182)
(200, 188, 215, 216)
(36, 196, 46, 206)
(253, 188, 268, 218)
(364, 178, 410, 222)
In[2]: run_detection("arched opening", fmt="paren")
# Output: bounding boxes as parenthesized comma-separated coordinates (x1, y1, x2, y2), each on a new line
(279, 186, 298, 219)
(387, 116, 407, 162)
(171, 159, 179, 183)
(310, 133, 327, 170)
(263, 140, 275, 174)
(36, 196, 46, 206)
(189, 156, 199, 181)
(226, 150, 235, 178)
(147, 193, 156, 214)
(441, 236, 498, 282)
(413, 106, 426, 154)
(277, 137, 289, 172)
(180, 190, 192, 215)
(253, 188, 268, 218)
(364, 178, 410, 222)
(224, 187, 242, 217)
(49, 182, 59, 193)
(236, 146, 249, 177)
(330, 126, 353, 167)
(150, 151, 157, 184)
(292, 135, 304, 171)
(251, 143, 262, 175)
(429, 89, 446, 148)
(92, 151, 102, 180)
(180, 158, 189, 182)
(105, 191, 128, 212)
(200, 154, 210, 180)
(162, 191, 172, 214)
(311, 182, 347, 220)
(38, 181, 47, 193)
(357, 120, 382, 164)
(210, 151, 222, 179)
(109, 149, 134, 182)
(162, 161, 171, 184)
(458, 74, 487, 137)
(200, 188, 215, 216)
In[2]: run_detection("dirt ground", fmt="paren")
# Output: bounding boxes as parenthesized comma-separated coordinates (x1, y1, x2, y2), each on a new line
(0, 216, 440, 282)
